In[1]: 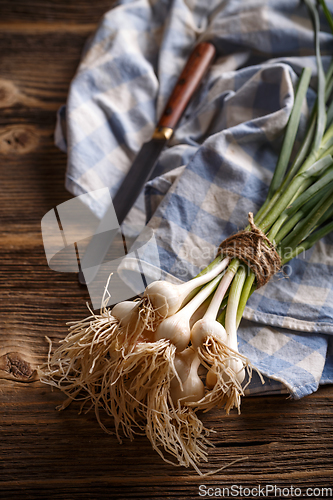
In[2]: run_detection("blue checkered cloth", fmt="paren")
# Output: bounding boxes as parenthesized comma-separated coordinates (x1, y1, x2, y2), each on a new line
(55, 0, 333, 399)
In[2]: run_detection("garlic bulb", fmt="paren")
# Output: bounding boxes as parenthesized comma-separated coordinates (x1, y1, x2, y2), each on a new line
(205, 368, 217, 389)
(190, 266, 235, 349)
(111, 300, 139, 331)
(155, 274, 223, 352)
(155, 313, 192, 352)
(205, 352, 245, 389)
(225, 333, 246, 385)
(144, 257, 229, 317)
(224, 266, 246, 386)
(170, 347, 205, 405)
(143, 283, 180, 317)
(191, 318, 227, 350)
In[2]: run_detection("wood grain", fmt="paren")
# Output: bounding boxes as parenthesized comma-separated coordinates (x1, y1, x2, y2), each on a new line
(0, 0, 116, 23)
(1, 380, 333, 499)
(0, 1, 332, 499)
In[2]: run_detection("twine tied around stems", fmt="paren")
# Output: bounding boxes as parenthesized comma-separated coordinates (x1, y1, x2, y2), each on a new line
(218, 213, 281, 288)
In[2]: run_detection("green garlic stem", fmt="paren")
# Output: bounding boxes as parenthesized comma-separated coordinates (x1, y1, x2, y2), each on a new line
(204, 259, 239, 321)
(180, 254, 227, 306)
(274, 183, 333, 245)
(236, 270, 256, 327)
(267, 67, 312, 198)
(304, 0, 326, 151)
(225, 266, 247, 351)
(282, 215, 333, 265)
(180, 274, 223, 320)
(259, 174, 311, 232)
(279, 185, 333, 254)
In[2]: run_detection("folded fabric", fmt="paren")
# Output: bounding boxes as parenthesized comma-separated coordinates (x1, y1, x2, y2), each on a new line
(55, 0, 333, 398)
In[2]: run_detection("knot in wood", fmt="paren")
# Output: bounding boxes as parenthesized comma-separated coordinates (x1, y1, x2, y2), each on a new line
(0, 125, 38, 155)
(218, 212, 281, 288)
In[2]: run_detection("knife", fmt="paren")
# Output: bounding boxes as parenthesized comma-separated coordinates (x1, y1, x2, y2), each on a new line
(78, 41, 216, 285)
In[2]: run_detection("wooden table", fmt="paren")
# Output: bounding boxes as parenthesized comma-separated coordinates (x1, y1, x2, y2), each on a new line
(1, 2, 332, 498)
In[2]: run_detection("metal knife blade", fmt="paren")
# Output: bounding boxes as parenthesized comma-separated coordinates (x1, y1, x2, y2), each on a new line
(78, 41, 216, 285)
(78, 138, 167, 285)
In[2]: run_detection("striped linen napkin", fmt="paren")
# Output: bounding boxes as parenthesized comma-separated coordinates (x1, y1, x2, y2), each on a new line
(55, 0, 333, 398)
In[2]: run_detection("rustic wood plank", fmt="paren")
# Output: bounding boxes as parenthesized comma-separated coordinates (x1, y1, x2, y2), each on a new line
(0, 0, 115, 23)
(0, 381, 333, 499)
(0, 3, 103, 392)
(0, 31, 91, 106)
(0, 1, 332, 498)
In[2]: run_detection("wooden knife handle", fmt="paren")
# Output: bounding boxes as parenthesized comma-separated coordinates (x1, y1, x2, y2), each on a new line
(156, 41, 216, 133)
